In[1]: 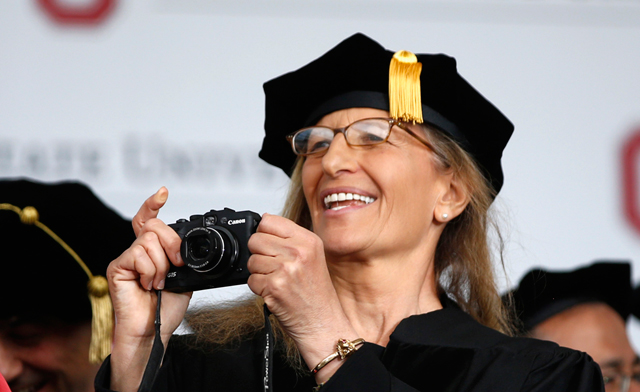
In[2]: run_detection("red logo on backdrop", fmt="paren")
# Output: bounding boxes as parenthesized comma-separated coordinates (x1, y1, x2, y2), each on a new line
(38, 0, 115, 24)
(623, 128, 640, 236)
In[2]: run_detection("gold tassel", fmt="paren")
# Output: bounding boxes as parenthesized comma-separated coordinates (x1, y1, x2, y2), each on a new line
(88, 275, 113, 364)
(389, 50, 423, 124)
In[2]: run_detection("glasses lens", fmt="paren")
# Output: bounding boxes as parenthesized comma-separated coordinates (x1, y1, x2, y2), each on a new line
(346, 119, 391, 146)
(293, 127, 334, 155)
(602, 374, 627, 392)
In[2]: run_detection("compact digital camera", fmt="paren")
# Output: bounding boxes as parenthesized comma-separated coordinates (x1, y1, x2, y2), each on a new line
(164, 208, 261, 292)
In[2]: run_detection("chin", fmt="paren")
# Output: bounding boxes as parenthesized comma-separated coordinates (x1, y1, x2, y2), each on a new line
(323, 236, 372, 258)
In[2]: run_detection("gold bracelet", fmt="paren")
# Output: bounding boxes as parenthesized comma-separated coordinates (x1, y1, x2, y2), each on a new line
(310, 338, 365, 374)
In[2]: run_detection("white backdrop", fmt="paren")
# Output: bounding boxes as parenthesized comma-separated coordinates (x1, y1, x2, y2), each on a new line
(1, 0, 639, 344)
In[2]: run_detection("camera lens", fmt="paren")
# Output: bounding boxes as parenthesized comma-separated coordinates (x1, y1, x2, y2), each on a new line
(181, 226, 238, 274)
(188, 235, 211, 260)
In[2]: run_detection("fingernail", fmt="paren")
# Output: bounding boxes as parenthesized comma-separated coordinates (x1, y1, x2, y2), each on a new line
(175, 252, 183, 265)
(157, 188, 168, 202)
(147, 281, 153, 291)
(157, 279, 165, 290)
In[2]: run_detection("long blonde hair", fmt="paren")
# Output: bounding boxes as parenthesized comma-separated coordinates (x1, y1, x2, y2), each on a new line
(185, 124, 513, 370)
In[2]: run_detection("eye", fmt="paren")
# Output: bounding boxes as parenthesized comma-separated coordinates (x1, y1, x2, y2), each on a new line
(6, 324, 46, 347)
(308, 140, 331, 153)
(349, 120, 389, 145)
(306, 131, 332, 153)
(362, 132, 385, 143)
(293, 128, 332, 155)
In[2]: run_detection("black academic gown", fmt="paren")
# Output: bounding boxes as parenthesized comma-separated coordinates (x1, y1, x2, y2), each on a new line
(95, 300, 604, 392)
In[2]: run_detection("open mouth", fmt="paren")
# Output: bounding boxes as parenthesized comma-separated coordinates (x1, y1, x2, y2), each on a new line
(323, 192, 376, 210)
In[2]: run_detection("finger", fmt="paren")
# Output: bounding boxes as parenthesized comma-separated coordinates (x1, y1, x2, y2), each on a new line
(246, 273, 275, 298)
(136, 231, 173, 289)
(247, 253, 279, 275)
(255, 213, 299, 239)
(247, 231, 285, 257)
(132, 187, 169, 236)
(116, 242, 160, 291)
(247, 272, 287, 301)
(246, 273, 264, 297)
(139, 218, 184, 266)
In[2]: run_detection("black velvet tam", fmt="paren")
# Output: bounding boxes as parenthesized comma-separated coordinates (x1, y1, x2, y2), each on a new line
(632, 285, 640, 320)
(259, 33, 514, 194)
(507, 261, 633, 334)
(0, 178, 135, 323)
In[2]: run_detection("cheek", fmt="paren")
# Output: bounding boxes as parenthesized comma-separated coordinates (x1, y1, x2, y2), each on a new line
(10, 342, 61, 369)
(301, 160, 322, 207)
(384, 155, 443, 211)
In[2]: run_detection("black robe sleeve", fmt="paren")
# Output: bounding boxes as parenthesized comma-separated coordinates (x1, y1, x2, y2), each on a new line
(320, 305, 604, 392)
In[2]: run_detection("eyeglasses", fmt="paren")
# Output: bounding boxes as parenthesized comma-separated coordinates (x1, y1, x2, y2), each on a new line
(603, 372, 640, 392)
(286, 117, 433, 156)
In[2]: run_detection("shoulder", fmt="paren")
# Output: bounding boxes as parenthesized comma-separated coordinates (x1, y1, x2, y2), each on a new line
(390, 300, 586, 355)
(383, 306, 604, 391)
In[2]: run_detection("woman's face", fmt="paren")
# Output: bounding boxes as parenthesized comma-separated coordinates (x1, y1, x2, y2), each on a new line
(301, 107, 452, 260)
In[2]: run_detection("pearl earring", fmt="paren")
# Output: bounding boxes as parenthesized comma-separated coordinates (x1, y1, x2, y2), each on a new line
(442, 213, 449, 219)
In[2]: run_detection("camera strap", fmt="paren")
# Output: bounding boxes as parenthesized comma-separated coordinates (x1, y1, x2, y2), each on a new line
(262, 304, 274, 391)
(137, 290, 165, 392)
(135, 290, 275, 392)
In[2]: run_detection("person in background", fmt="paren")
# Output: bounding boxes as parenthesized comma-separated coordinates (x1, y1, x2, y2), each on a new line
(508, 261, 639, 392)
(0, 178, 135, 392)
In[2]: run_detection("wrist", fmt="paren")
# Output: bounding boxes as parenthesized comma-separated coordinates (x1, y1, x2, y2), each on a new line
(110, 335, 162, 392)
(309, 337, 365, 384)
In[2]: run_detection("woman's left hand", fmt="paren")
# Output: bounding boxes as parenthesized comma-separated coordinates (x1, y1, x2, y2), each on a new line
(247, 214, 359, 377)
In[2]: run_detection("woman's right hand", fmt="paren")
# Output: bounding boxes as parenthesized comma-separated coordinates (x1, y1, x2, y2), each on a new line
(107, 187, 192, 392)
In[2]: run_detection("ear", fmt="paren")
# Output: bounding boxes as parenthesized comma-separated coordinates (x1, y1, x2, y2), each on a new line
(434, 174, 469, 223)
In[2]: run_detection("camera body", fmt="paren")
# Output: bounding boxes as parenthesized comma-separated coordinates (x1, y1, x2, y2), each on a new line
(164, 208, 261, 293)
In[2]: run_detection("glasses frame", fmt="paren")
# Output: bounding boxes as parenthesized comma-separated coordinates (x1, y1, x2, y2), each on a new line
(603, 372, 640, 392)
(286, 117, 435, 157)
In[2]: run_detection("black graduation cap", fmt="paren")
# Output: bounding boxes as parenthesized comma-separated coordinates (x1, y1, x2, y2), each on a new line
(507, 261, 633, 335)
(632, 285, 640, 320)
(259, 33, 514, 194)
(0, 178, 135, 363)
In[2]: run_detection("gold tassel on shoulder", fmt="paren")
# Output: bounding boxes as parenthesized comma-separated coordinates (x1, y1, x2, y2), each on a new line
(88, 276, 113, 363)
(389, 50, 423, 124)
(0, 203, 114, 364)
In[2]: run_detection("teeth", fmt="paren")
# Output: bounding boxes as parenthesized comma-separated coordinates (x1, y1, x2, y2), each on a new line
(323, 193, 376, 209)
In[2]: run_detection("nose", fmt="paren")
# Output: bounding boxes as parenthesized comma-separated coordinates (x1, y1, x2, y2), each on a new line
(0, 341, 23, 383)
(321, 132, 358, 177)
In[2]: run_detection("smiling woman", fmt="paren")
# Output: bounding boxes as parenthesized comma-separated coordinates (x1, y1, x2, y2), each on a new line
(96, 33, 605, 392)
